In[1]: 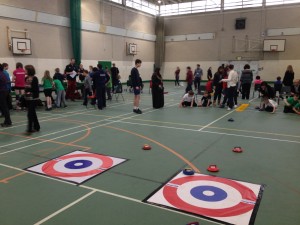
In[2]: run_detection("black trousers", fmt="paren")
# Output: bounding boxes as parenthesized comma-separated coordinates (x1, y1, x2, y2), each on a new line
(175, 77, 180, 86)
(0, 91, 12, 125)
(213, 85, 222, 102)
(185, 83, 192, 93)
(227, 86, 236, 109)
(96, 86, 106, 110)
(194, 77, 201, 93)
(27, 100, 40, 131)
(242, 83, 251, 100)
(283, 106, 295, 113)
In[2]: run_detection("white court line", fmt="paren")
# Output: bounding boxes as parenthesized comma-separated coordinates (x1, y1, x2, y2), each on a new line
(33, 190, 97, 225)
(0, 162, 218, 225)
(0, 103, 178, 155)
(197, 97, 258, 131)
(0, 102, 135, 148)
(111, 120, 300, 144)
(1, 101, 133, 130)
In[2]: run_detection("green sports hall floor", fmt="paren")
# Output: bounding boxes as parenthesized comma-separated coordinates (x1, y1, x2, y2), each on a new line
(0, 83, 299, 225)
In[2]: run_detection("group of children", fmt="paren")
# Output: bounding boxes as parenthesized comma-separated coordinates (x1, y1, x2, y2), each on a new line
(179, 64, 300, 115)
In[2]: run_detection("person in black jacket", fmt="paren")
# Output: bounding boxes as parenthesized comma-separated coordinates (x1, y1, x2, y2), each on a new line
(0, 63, 12, 127)
(283, 65, 294, 92)
(93, 64, 110, 110)
(240, 64, 253, 100)
(212, 66, 223, 106)
(291, 79, 300, 96)
(131, 59, 142, 114)
(24, 65, 40, 133)
(151, 68, 164, 109)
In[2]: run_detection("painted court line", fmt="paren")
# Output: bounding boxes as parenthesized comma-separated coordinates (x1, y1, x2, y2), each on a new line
(112, 120, 300, 144)
(198, 110, 234, 131)
(33, 190, 97, 225)
(0, 162, 217, 225)
(0, 103, 178, 155)
(0, 102, 139, 149)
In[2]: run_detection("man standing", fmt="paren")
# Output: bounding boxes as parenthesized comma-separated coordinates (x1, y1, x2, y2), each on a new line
(2, 63, 12, 110)
(240, 64, 253, 100)
(65, 58, 78, 101)
(0, 63, 12, 127)
(93, 64, 110, 110)
(131, 59, 142, 114)
(194, 64, 203, 94)
(185, 66, 193, 93)
(220, 64, 239, 110)
(111, 63, 119, 92)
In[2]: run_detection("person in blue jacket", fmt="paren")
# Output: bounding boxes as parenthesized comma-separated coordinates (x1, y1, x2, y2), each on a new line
(93, 64, 110, 110)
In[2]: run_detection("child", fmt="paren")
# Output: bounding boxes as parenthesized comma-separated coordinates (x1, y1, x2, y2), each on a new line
(41, 70, 54, 111)
(82, 70, 92, 106)
(205, 78, 213, 94)
(260, 98, 278, 113)
(105, 67, 112, 100)
(254, 75, 263, 85)
(283, 94, 299, 114)
(53, 77, 67, 108)
(274, 76, 283, 98)
(198, 91, 211, 107)
(179, 90, 197, 107)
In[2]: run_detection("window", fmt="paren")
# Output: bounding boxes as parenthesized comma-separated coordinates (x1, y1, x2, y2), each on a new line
(109, 0, 122, 4)
(266, 0, 300, 6)
(224, 0, 262, 10)
(126, 0, 159, 15)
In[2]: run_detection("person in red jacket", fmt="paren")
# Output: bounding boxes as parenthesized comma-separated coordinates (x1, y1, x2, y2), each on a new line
(185, 66, 193, 93)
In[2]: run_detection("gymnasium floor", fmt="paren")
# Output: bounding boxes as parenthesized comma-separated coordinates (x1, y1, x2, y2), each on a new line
(0, 83, 299, 225)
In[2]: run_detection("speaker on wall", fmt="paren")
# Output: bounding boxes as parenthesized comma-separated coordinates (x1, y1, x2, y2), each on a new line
(235, 18, 246, 30)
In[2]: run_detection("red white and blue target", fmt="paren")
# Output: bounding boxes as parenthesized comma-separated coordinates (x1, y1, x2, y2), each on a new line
(145, 172, 264, 225)
(26, 150, 127, 184)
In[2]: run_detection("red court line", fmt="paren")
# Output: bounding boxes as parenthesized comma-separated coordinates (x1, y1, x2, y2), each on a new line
(105, 125, 200, 173)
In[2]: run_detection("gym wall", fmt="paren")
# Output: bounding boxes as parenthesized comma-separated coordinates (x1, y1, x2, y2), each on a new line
(162, 5, 300, 81)
(0, 0, 156, 82)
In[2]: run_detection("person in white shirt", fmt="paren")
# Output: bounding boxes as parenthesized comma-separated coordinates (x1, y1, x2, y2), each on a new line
(179, 90, 197, 107)
(220, 64, 239, 110)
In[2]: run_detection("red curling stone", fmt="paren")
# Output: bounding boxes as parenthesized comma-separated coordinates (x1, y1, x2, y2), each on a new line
(232, 146, 243, 153)
(207, 165, 219, 172)
(142, 144, 152, 150)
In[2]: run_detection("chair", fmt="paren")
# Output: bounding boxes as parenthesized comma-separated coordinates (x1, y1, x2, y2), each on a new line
(112, 83, 124, 101)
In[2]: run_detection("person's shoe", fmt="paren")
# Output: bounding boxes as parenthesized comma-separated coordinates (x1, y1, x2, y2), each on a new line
(136, 109, 142, 114)
(71, 99, 75, 102)
(219, 104, 225, 108)
(1, 123, 12, 127)
(234, 105, 238, 108)
(64, 105, 68, 108)
(258, 108, 264, 111)
(227, 107, 232, 111)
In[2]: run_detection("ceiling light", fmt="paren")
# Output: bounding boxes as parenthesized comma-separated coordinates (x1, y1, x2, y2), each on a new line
(158, 0, 162, 4)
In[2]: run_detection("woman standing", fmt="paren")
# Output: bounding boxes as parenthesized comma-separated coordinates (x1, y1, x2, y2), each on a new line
(42, 70, 54, 111)
(151, 68, 164, 109)
(12, 62, 26, 109)
(175, 67, 180, 86)
(212, 66, 224, 106)
(207, 67, 213, 80)
(283, 65, 294, 92)
(24, 65, 40, 133)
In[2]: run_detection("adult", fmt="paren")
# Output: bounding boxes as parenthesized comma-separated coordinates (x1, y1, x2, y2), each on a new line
(131, 59, 142, 114)
(212, 66, 224, 106)
(291, 79, 300, 96)
(207, 67, 213, 80)
(194, 64, 203, 94)
(65, 58, 78, 101)
(41, 70, 54, 111)
(240, 64, 253, 100)
(151, 68, 164, 109)
(24, 65, 40, 133)
(175, 67, 180, 87)
(2, 63, 12, 110)
(185, 66, 193, 93)
(92, 64, 110, 110)
(78, 64, 85, 82)
(12, 62, 26, 109)
(111, 63, 119, 91)
(283, 65, 294, 92)
(0, 64, 12, 127)
(220, 64, 239, 110)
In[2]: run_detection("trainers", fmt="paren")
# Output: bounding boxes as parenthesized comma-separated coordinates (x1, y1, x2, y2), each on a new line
(234, 105, 238, 108)
(227, 107, 232, 111)
(1, 123, 12, 127)
(133, 109, 142, 114)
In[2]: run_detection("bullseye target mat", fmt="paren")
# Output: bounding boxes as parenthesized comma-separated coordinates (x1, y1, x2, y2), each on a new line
(25, 150, 127, 184)
(143, 172, 264, 225)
